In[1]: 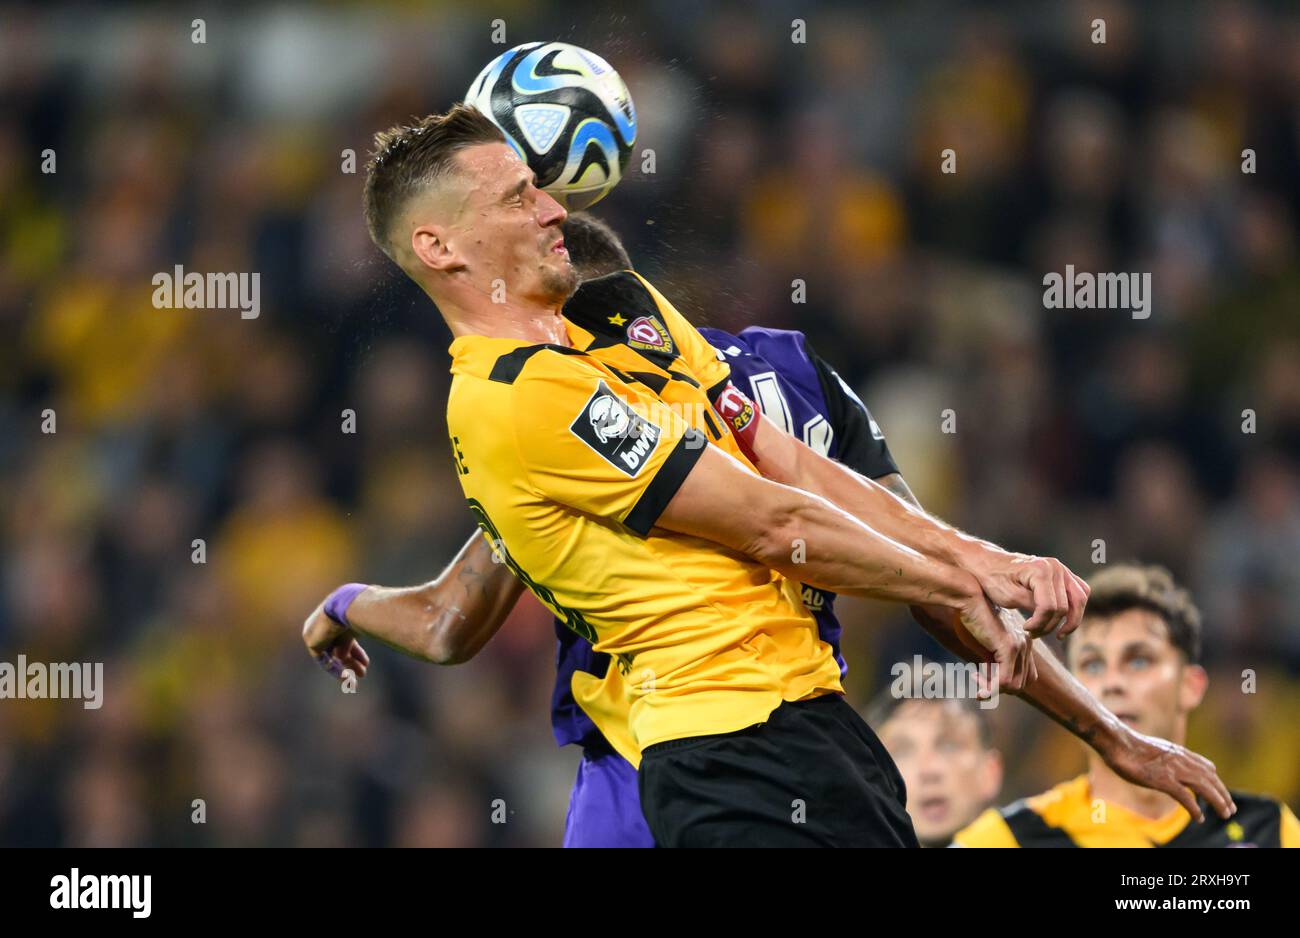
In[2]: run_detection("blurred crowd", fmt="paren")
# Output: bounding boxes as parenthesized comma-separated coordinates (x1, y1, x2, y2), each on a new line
(1, 0, 1298, 846)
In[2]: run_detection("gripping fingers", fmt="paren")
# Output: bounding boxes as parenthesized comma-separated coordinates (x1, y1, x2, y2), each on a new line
(1023, 563, 1065, 638)
(1166, 777, 1204, 824)
(1191, 756, 1236, 819)
(998, 634, 1029, 693)
(1058, 571, 1089, 638)
(315, 652, 345, 680)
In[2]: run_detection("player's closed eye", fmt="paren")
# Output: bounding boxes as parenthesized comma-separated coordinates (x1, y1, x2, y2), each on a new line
(505, 177, 531, 204)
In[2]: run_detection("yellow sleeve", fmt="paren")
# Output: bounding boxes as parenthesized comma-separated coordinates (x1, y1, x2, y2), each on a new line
(1281, 804, 1300, 848)
(511, 350, 706, 535)
(628, 271, 732, 395)
(951, 808, 1022, 848)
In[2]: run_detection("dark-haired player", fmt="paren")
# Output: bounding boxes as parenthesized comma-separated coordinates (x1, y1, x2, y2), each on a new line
(953, 565, 1298, 847)
(307, 209, 1235, 846)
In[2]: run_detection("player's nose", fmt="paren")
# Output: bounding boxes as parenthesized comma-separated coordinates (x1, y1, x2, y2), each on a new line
(536, 187, 567, 228)
(1100, 672, 1128, 698)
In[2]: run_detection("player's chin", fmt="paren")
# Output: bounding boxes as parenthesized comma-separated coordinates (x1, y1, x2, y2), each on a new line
(540, 257, 580, 301)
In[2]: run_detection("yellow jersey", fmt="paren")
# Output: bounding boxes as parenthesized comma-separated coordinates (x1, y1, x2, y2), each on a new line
(446, 270, 843, 764)
(952, 774, 1300, 847)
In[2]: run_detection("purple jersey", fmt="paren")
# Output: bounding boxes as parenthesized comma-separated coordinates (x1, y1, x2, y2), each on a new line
(549, 324, 898, 753)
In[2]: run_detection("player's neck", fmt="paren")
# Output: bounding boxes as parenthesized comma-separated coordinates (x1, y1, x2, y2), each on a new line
(1086, 753, 1182, 821)
(445, 298, 571, 347)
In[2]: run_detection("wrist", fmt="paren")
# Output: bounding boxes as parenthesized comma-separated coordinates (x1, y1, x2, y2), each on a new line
(952, 538, 1004, 573)
(1086, 710, 1129, 756)
(931, 566, 982, 610)
(323, 583, 371, 628)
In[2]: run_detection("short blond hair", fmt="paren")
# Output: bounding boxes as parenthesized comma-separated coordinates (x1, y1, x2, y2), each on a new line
(362, 103, 505, 258)
(1077, 564, 1202, 662)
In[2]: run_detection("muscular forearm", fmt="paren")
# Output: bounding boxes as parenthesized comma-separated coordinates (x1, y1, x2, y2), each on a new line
(658, 444, 992, 620)
(756, 418, 1000, 570)
(345, 532, 525, 665)
(776, 496, 977, 607)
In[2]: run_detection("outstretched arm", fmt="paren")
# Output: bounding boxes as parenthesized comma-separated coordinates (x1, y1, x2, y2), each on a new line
(303, 529, 525, 678)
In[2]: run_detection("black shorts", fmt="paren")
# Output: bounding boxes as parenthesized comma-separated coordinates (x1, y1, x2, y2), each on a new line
(637, 692, 919, 847)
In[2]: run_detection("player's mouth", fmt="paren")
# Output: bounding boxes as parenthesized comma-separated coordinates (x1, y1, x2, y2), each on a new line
(550, 238, 567, 256)
(917, 795, 950, 823)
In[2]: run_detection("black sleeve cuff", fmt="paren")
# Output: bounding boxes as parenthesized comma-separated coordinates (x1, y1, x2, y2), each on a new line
(803, 336, 899, 479)
(706, 375, 731, 405)
(624, 430, 707, 536)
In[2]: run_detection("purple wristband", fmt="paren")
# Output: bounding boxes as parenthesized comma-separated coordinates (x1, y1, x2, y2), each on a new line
(323, 583, 369, 628)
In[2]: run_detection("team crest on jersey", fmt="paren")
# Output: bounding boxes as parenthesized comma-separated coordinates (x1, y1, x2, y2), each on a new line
(714, 382, 756, 433)
(570, 381, 662, 476)
(626, 315, 674, 355)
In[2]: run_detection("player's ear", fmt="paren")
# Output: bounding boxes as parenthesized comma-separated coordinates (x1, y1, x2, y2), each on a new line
(1179, 662, 1209, 713)
(411, 223, 461, 274)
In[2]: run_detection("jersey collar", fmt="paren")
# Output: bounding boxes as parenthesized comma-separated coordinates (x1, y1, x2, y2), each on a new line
(448, 319, 594, 381)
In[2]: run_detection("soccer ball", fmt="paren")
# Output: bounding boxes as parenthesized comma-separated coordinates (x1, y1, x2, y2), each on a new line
(465, 41, 637, 211)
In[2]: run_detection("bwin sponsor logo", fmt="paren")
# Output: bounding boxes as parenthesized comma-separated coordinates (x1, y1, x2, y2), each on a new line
(619, 428, 657, 471)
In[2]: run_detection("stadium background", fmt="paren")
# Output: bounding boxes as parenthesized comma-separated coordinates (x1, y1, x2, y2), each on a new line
(2, 0, 1299, 847)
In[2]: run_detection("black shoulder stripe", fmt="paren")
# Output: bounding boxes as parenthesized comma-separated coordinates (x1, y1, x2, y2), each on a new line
(1001, 801, 1078, 848)
(624, 431, 707, 536)
(626, 371, 669, 394)
(667, 370, 700, 388)
(706, 375, 731, 404)
(488, 343, 586, 385)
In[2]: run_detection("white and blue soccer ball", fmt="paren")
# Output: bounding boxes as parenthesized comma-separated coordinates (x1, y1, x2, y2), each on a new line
(465, 41, 637, 211)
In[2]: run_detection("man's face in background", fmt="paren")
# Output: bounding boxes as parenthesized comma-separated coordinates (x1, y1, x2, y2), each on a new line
(879, 699, 1002, 846)
(1067, 609, 1206, 746)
